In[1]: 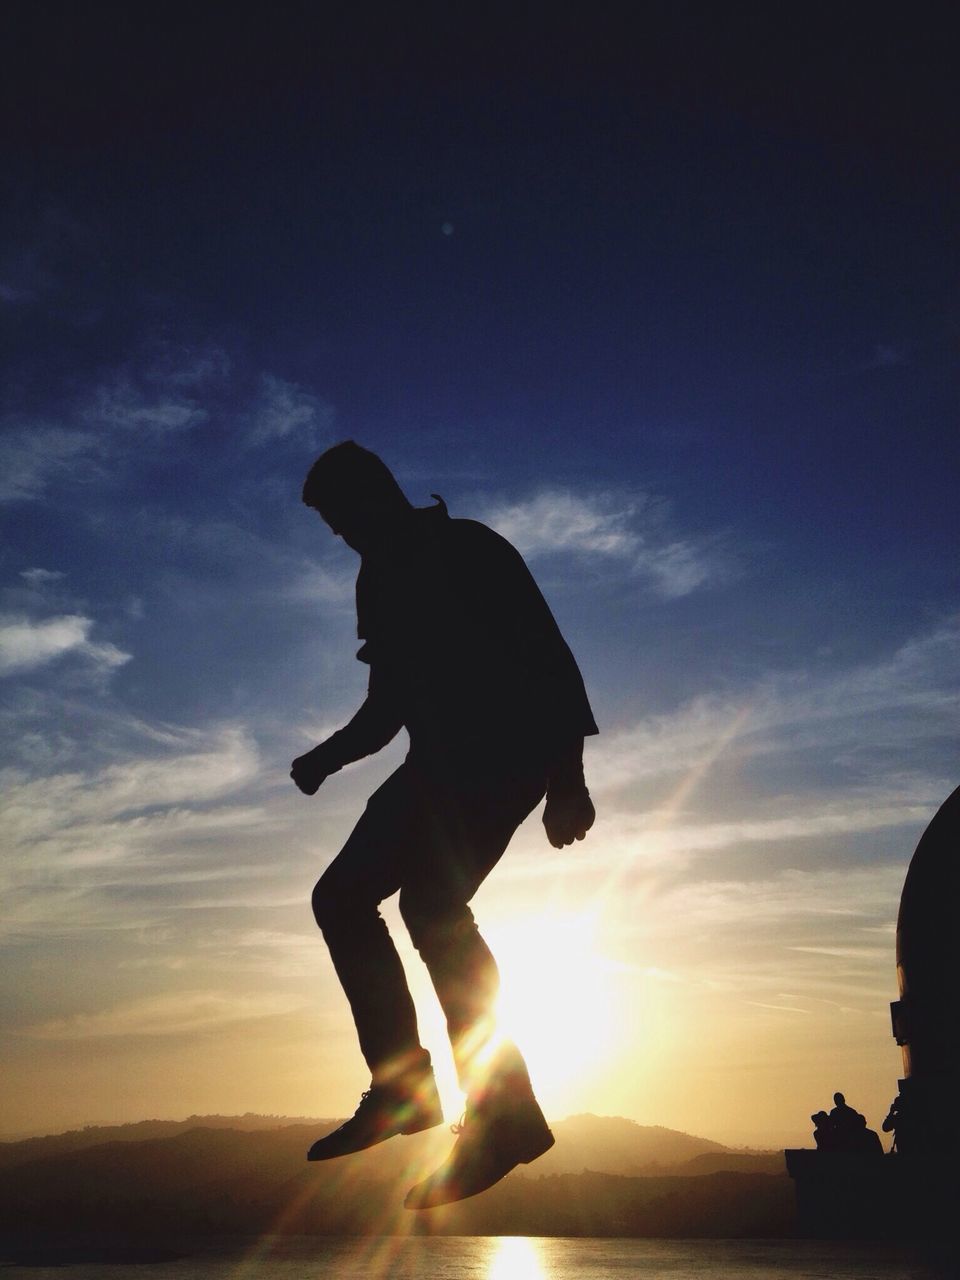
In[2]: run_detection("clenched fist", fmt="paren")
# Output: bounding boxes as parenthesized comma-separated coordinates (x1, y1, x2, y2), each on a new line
(543, 782, 595, 849)
(291, 744, 334, 795)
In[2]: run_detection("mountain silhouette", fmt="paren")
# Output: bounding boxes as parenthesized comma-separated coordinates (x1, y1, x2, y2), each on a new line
(0, 1113, 325, 1171)
(538, 1114, 729, 1174)
(0, 1111, 751, 1174)
(0, 1113, 793, 1261)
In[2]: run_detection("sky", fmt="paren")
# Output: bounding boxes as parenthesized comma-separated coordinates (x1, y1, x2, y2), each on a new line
(1, 4, 957, 1147)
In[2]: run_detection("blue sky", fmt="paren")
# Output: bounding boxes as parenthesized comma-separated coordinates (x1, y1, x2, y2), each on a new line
(1, 6, 957, 1143)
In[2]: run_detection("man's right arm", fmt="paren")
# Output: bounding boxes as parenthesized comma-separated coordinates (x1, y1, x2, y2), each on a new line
(290, 682, 403, 796)
(542, 737, 596, 848)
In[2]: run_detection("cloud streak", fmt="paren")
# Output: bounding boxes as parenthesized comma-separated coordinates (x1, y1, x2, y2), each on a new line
(84, 376, 208, 435)
(0, 613, 130, 678)
(589, 614, 960, 796)
(0, 426, 101, 503)
(0, 721, 274, 944)
(483, 488, 735, 597)
(0, 359, 332, 510)
(23, 989, 306, 1040)
(2, 725, 260, 846)
(245, 374, 334, 448)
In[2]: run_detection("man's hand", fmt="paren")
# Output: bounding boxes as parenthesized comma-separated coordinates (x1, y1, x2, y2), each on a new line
(291, 744, 335, 796)
(543, 782, 596, 849)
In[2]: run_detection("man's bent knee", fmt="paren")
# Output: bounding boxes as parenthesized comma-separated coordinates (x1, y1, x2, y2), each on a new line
(312, 873, 378, 935)
(311, 877, 335, 931)
(399, 892, 475, 957)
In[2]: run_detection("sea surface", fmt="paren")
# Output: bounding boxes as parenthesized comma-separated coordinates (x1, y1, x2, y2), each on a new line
(2, 1236, 957, 1280)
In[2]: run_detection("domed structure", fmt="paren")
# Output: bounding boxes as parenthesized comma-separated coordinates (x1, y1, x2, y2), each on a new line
(786, 786, 960, 1238)
(889, 783, 960, 1154)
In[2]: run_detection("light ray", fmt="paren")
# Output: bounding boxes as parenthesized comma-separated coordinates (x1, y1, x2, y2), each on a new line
(594, 701, 754, 907)
(225, 1129, 453, 1279)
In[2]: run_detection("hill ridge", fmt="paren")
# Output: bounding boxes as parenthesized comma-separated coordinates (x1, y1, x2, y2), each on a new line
(0, 1115, 792, 1253)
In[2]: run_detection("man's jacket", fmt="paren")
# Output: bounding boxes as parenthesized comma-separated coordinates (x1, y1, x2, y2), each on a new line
(332, 500, 598, 776)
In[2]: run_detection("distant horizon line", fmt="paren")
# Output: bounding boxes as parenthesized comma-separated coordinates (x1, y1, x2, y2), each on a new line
(1, 1108, 800, 1153)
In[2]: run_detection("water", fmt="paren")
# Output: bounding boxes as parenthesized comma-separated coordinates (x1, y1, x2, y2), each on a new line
(2, 1236, 956, 1279)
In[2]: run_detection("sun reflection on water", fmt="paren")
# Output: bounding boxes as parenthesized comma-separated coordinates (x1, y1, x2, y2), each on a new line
(485, 1235, 548, 1280)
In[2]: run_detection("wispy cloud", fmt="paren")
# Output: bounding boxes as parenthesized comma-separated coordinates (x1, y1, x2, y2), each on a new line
(163, 926, 321, 980)
(282, 561, 355, 606)
(0, 281, 33, 304)
(487, 490, 636, 556)
(83, 375, 207, 435)
(644, 865, 905, 932)
(2, 725, 259, 847)
(245, 373, 334, 448)
(0, 613, 130, 678)
(483, 488, 735, 597)
(0, 720, 274, 945)
(19, 568, 66, 586)
(629, 862, 907, 1013)
(0, 426, 101, 503)
(590, 614, 960, 795)
(0, 356, 216, 506)
(579, 798, 935, 878)
(492, 616, 958, 950)
(142, 340, 230, 388)
(23, 989, 306, 1040)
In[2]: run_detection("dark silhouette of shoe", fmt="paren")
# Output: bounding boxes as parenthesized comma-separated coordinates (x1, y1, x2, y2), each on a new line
(306, 1067, 443, 1161)
(404, 1044, 554, 1208)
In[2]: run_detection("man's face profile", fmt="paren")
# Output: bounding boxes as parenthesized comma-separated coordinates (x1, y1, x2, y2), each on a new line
(316, 496, 386, 553)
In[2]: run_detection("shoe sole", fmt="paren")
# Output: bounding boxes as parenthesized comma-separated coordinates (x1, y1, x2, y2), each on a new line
(516, 1127, 554, 1164)
(404, 1126, 555, 1208)
(399, 1110, 445, 1136)
(307, 1108, 444, 1161)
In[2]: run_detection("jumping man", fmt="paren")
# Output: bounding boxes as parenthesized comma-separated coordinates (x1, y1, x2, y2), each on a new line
(291, 442, 598, 1207)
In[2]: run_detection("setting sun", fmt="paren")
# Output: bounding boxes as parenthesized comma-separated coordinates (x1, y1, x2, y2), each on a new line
(484, 908, 620, 1103)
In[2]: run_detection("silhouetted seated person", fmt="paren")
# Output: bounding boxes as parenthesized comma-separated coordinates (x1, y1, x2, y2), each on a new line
(826, 1091, 862, 1149)
(882, 1096, 899, 1140)
(290, 443, 598, 1208)
(811, 1110, 834, 1150)
(885, 1085, 942, 1157)
(812, 1093, 881, 1155)
(883, 1089, 923, 1155)
(851, 1112, 884, 1156)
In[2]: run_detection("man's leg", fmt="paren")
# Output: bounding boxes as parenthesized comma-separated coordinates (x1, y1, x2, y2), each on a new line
(397, 763, 547, 1081)
(398, 765, 555, 1205)
(400, 900, 500, 1091)
(307, 764, 443, 1160)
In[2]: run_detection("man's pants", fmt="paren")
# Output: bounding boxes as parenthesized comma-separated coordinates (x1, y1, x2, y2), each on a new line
(312, 759, 547, 1090)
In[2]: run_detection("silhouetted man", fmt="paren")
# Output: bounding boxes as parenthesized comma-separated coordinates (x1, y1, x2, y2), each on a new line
(291, 442, 598, 1207)
(829, 1091, 861, 1138)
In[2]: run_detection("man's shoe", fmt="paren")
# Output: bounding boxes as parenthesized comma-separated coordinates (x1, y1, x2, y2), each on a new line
(306, 1069, 443, 1161)
(404, 1049, 554, 1208)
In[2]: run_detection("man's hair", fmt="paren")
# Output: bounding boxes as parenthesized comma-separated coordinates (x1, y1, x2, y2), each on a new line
(302, 441, 409, 512)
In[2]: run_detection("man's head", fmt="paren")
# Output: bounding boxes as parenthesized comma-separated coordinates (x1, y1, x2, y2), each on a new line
(302, 442, 412, 551)
(834, 1092, 845, 1106)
